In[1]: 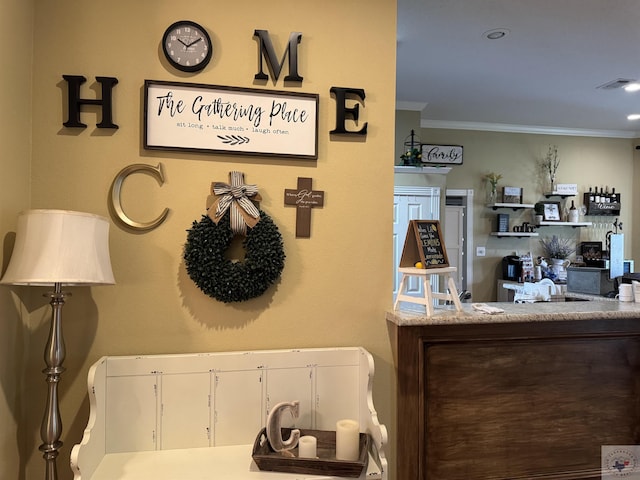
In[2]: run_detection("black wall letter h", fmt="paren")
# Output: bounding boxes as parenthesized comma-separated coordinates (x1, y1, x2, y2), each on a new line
(63, 75, 119, 129)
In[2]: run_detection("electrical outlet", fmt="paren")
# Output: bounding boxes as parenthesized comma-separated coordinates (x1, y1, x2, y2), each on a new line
(476, 246, 486, 257)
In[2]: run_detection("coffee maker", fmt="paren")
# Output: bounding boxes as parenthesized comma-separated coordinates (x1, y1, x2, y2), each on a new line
(502, 255, 523, 282)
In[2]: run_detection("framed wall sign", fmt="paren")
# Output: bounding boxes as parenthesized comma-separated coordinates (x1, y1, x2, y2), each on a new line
(420, 144, 463, 165)
(555, 184, 578, 195)
(144, 80, 319, 159)
(503, 186, 523, 204)
(542, 201, 562, 221)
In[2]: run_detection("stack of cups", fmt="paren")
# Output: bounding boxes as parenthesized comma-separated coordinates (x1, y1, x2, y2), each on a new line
(618, 283, 633, 302)
(633, 281, 640, 303)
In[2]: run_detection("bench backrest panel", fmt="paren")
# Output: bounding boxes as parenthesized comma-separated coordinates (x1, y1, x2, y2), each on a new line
(71, 347, 387, 480)
(88, 348, 371, 452)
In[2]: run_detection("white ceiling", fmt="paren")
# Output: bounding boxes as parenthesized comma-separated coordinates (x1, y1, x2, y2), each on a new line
(396, 0, 640, 137)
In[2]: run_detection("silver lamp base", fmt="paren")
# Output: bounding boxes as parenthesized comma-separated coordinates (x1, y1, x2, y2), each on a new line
(40, 283, 68, 480)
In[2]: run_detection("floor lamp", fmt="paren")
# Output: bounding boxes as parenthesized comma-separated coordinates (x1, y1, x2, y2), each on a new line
(0, 209, 115, 480)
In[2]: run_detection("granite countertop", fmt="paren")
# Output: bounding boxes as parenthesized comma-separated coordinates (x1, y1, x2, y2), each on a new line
(564, 291, 618, 302)
(387, 300, 640, 326)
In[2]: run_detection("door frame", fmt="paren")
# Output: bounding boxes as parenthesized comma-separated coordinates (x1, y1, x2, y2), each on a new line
(445, 188, 474, 294)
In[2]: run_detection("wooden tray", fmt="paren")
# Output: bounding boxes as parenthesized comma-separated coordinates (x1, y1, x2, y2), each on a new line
(252, 427, 369, 478)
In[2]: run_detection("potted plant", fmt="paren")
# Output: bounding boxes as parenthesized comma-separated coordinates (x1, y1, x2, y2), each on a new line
(400, 147, 422, 166)
(540, 235, 574, 281)
(540, 235, 574, 260)
(533, 202, 544, 224)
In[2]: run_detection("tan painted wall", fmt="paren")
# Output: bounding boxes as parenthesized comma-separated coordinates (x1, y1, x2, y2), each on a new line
(0, 0, 33, 478)
(424, 128, 635, 302)
(13, 2, 398, 479)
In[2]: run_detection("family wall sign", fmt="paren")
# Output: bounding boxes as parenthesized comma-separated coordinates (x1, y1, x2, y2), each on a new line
(62, 28, 367, 232)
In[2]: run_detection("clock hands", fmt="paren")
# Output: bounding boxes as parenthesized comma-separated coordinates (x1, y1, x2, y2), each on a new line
(186, 37, 203, 48)
(176, 37, 203, 50)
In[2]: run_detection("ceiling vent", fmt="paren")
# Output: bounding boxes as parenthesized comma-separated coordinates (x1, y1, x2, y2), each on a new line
(597, 78, 637, 90)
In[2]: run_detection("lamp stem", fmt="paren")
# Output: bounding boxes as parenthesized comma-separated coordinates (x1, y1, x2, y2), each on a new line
(40, 282, 68, 480)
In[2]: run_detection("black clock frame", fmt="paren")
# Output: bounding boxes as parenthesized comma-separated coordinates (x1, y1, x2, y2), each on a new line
(162, 20, 213, 73)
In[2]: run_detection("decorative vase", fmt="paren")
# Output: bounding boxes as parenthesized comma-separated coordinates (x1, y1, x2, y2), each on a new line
(487, 187, 497, 204)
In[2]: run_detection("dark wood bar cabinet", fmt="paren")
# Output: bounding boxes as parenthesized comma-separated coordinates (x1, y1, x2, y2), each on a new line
(388, 306, 640, 480)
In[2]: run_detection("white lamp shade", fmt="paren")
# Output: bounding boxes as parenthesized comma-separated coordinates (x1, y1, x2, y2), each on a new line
(1, 209, 115, 286)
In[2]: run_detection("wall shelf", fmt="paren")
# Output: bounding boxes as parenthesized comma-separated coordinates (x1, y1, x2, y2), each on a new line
(394, 166, 452, 175)
(487, 202, 535, 211)
(490, 232, 539, 238)
(536, 221, 592, 227)
(543, 192, 575, 199)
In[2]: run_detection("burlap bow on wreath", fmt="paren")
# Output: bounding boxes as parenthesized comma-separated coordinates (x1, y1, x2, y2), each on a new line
(207, 171, 262, 236)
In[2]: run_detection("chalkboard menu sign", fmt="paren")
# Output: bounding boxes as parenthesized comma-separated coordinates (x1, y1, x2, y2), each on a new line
(399, 220, 449, 268)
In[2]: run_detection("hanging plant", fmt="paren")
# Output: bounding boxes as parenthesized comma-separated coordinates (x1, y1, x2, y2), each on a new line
(184, 210, 285, 303)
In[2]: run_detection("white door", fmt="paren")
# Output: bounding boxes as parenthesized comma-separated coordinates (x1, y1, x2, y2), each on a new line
(444, 205, 464, 292)
(393, 186, 440, 305)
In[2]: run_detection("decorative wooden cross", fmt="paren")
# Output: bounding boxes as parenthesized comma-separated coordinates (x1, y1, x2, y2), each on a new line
(284, 177, 325, 238)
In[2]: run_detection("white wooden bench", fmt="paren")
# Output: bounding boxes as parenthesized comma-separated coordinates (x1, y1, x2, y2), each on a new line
(70, 347, 387, 480)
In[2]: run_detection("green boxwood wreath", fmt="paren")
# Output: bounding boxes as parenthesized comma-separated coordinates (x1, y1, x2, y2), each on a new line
(184, 209, 285, 303)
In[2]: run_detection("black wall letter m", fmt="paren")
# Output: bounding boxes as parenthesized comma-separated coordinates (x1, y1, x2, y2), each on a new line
(63, 75, 118, 129)
(254, 30, 303, 82)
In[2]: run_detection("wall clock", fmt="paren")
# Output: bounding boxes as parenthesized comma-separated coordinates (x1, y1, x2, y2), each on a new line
(162, 20, 213, 72)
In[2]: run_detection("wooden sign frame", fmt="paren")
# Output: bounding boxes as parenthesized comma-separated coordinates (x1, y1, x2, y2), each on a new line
(143, 80, 319, 159)
(399, 220, 449, 268)
(502, 186, 523, 204)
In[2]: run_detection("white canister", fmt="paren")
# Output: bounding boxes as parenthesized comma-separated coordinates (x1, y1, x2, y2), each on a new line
(633, 281, 640, 303)
(534, 265, 542, 281)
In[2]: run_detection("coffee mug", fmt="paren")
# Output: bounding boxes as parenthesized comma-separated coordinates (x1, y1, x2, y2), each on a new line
(618, 284, 633, 302)
(619, 284, 633, 296)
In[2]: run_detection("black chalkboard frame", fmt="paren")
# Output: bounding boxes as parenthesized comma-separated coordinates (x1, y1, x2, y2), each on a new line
(399, 220, 450, 269)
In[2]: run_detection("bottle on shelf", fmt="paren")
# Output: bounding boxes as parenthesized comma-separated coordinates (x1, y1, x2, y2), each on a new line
(611, 187, 617, 203)
(568, 200, 579, 223)
(594, 187, 600, 203)
(604, 186, 610, 203)
(588, 187, 594, 203)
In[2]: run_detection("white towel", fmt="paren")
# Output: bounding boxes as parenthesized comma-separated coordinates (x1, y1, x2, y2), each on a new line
(472, 303, 505, 315)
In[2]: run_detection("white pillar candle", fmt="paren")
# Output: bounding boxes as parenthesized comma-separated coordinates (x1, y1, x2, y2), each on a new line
(335, 419, 360, 461)
(298, 435, 317, 458)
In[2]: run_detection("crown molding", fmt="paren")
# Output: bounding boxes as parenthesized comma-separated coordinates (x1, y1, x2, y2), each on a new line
(419, 119, 640, 139)
(396, 101, 428, 112)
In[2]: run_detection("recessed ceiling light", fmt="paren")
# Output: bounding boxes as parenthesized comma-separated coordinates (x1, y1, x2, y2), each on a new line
(597, 78, 637, 90)
(627, 114, 640, 120)
(483, 28, 510, 40)
(625, 83, 640, 92)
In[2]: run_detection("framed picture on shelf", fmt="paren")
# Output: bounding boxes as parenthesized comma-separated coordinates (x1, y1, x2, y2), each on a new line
(542, 201, 561, 221)
(503, 186, 523, 204)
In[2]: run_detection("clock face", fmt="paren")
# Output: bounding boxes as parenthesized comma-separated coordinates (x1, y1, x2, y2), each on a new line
(162, 20, 213, 72)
